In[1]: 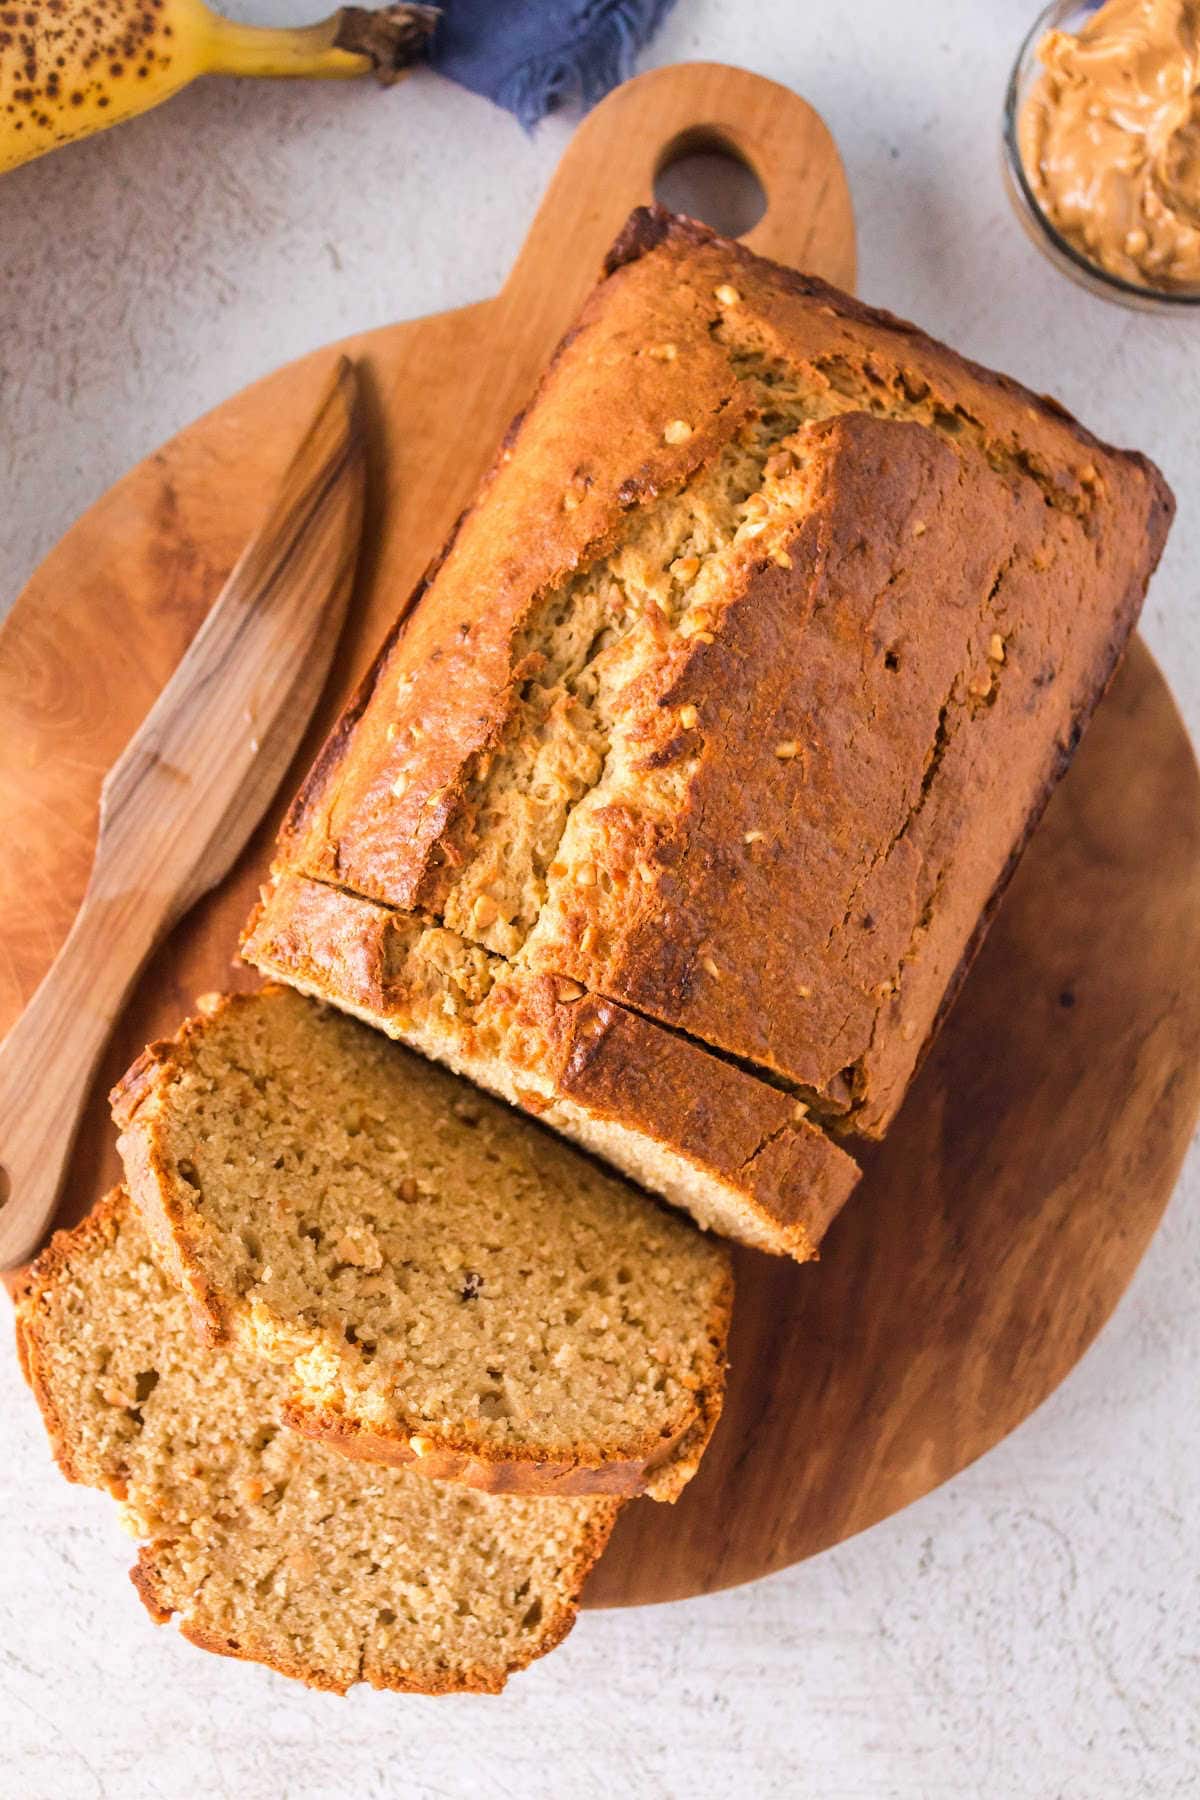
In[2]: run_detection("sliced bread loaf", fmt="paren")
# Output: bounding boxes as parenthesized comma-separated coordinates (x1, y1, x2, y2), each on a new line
(112, 986, 733, 1501)
(252, 206, 1171, 1195)
(16, 1191, 619, 1695)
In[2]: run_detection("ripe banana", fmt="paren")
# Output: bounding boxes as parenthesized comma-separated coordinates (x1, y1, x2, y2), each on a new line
(0, 1, 437, 174)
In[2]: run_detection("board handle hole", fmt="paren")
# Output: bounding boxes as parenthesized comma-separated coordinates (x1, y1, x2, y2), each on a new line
(653, 129, 766, 239)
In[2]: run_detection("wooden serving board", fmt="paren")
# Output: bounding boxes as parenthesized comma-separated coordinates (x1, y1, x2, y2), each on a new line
(3, 62, 1199, 1609)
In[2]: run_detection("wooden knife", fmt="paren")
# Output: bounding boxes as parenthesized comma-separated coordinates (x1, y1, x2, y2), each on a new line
(0, 358, 365, 1270)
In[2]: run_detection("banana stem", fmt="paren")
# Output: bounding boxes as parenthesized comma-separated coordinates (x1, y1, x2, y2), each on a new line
(202, 5, 436, 85)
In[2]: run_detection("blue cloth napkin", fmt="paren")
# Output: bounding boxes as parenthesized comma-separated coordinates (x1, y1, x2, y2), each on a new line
(428, 0, 679, 129)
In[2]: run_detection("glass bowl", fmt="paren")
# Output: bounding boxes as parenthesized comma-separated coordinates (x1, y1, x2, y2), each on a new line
(1002, 0, 1200, 313)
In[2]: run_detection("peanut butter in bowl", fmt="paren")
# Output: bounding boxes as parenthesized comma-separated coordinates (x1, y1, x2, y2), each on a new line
(1007, 0, 1200, 304)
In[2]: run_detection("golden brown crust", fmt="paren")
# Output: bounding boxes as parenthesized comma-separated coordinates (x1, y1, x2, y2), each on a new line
(503, 978, 854, 1249)
(603, 207, 1174, 486)
(269, 203, 1172, 1144)
(278, 264, 759, 904)
(283, 1401, 690, 1498)
(523, 404, 1167, 1129)
(242, 872, 860, 1258)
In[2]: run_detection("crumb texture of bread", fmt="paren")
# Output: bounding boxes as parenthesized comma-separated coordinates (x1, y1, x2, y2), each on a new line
(111, 987, 732, 1500)
(273, 207, 1172, 1143)
(16, 1192, 619, 1695)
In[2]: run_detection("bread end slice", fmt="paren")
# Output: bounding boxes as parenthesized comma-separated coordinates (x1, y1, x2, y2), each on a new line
(17, 1190, 620, 1695)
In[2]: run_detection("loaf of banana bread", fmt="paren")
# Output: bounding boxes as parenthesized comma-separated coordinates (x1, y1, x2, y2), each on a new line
(245, 206, 1173, 1252)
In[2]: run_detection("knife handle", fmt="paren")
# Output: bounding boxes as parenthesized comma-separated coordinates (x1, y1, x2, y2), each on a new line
(0, 881, 167, 1271)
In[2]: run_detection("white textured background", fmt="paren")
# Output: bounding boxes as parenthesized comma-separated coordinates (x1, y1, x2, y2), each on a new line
(2, 2, 1198, 1795)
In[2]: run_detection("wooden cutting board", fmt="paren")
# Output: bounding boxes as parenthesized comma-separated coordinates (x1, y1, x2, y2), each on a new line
(3, 61, 1198, 1609)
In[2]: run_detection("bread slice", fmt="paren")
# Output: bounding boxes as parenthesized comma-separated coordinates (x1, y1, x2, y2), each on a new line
(243, 873, 859, 1261)
(16, 1191, 619, 1695)
(258, 204, 1171, 1155)
(112, 986, 732, 1501)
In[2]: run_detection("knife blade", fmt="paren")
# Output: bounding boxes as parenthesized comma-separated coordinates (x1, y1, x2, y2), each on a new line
(0, 356, 365, 1269)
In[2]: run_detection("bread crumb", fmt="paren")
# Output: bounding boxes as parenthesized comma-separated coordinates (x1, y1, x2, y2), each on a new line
(988, 633, 1006, 663)
(774, 740, 800, 759)
(333, 1230, 382, 1271)
(647, 342, 677, 361)
(912, 520, 927, 537)
(714, 283, 741, 306)
(679, 704, 699, 730)
(671, 555, 701, 582)
(968, 671, 992, 699)
(743, 829, 765, 844)
(701, 956, 720, 979)
(663, 419, 693, 445)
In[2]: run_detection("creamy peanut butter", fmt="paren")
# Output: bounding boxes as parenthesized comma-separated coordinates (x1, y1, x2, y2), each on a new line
(1019, 0, 1200, 289)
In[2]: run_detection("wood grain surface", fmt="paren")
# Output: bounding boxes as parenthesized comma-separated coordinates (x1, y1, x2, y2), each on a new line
(0, 60, 1196, 1605)
(0, 361, 364, 1269)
